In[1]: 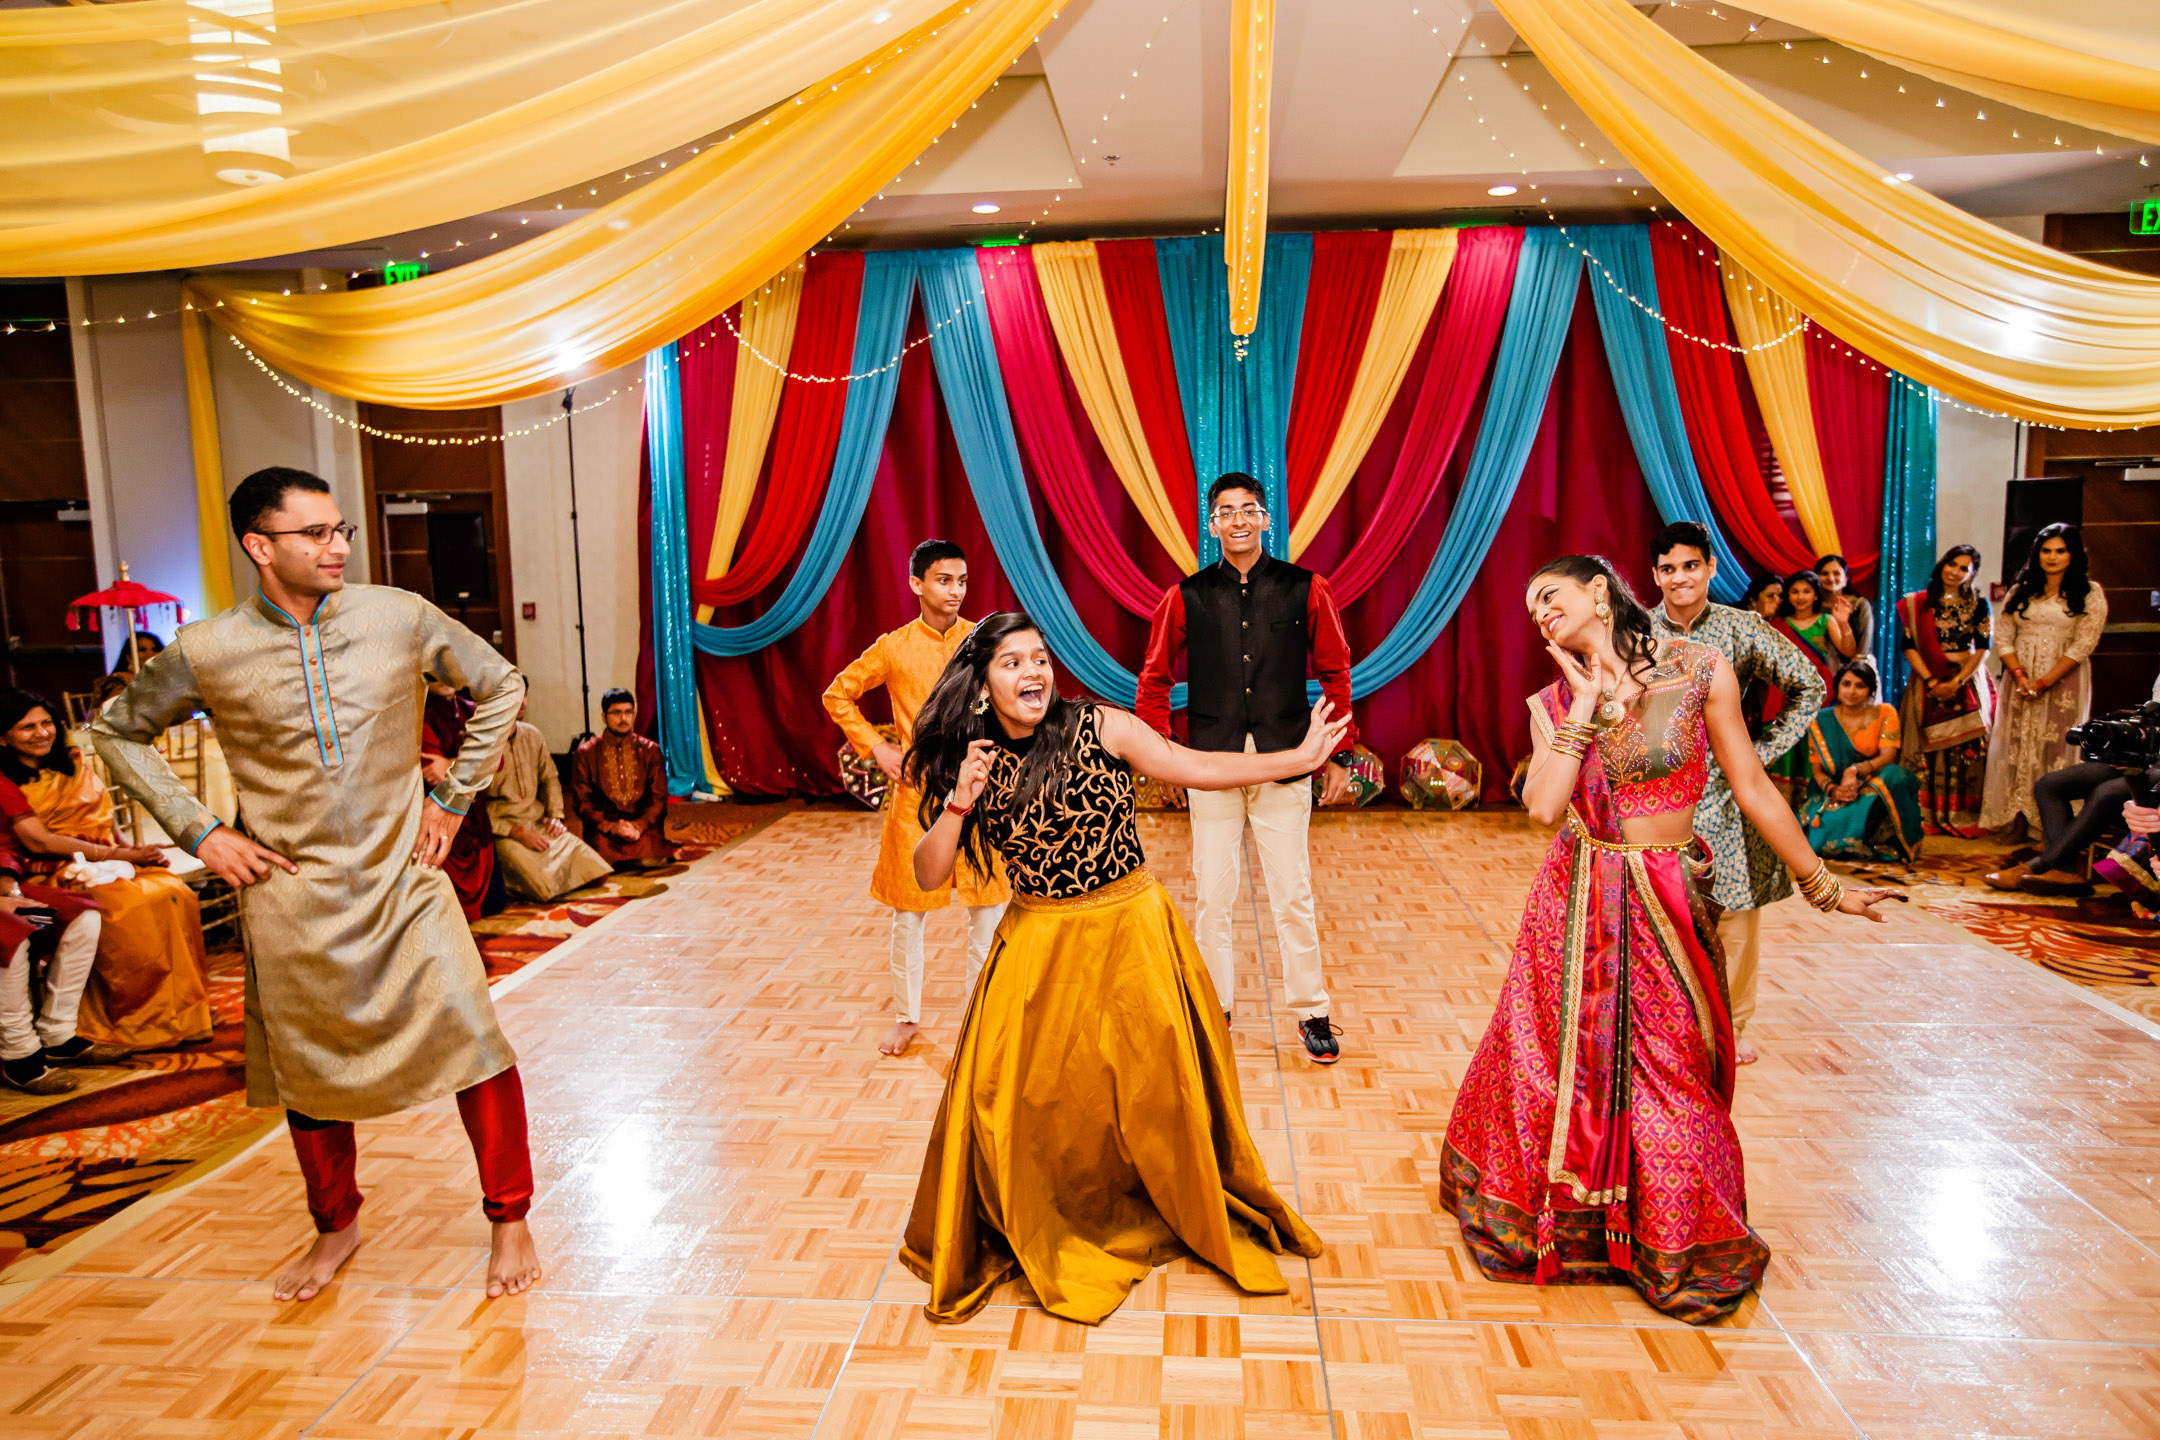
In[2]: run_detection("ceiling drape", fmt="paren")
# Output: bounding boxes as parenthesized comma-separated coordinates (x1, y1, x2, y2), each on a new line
(0, 0, 957, 275)
(1494, 0, 2160, 427)
(1741, 0, 2160, 145)
(179, 0, 1064, 408)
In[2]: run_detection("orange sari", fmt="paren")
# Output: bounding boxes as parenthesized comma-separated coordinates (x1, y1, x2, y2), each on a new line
(22, 754, 211, 1049)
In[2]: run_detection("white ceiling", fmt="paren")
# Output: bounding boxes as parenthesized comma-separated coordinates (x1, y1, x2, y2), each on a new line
(219, 0, 2157, 276)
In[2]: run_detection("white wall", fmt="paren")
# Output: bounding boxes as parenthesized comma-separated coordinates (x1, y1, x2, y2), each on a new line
(1936, 404, 2022, 590)
(501, 364, 646, 751)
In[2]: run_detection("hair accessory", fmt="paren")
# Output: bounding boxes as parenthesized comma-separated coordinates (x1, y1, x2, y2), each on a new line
(971, 689, 990, 715)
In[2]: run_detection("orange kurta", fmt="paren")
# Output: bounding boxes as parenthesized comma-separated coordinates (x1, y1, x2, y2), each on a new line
(822, 617, 1008, 912)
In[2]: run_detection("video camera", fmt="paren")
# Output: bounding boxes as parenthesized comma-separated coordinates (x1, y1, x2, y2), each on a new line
(2066, 700, 2160, 805)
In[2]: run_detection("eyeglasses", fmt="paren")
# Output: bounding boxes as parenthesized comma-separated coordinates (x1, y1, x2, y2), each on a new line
(1212, 505, 1266, 522)
(254, 522, 359, 546)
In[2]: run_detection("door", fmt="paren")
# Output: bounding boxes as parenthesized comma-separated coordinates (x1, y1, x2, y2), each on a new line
(359, 404, 516, 660)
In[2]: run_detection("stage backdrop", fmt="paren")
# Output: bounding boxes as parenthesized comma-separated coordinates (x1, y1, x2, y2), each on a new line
(637, 223, 1939, 800)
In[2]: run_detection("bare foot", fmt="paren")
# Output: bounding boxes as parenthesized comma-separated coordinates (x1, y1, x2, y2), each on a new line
(878, 1021, 921, 1056)
(1735, 1038, 1759, 1066)
(273, 1224, 362, 1301)
(486, 1219, 544, 1299)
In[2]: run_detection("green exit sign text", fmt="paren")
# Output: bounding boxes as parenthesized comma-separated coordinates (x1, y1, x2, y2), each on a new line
(2132, 199, 2160, 236)
(382, 260, 431, 284)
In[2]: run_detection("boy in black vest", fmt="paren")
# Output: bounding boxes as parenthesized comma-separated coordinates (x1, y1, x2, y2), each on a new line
(1137, 473, 1357, 1062)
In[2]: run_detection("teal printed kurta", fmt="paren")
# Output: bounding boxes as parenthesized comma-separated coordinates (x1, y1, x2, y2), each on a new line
(1650, 601, 1825, 912)
(91, 585, 525, 1121)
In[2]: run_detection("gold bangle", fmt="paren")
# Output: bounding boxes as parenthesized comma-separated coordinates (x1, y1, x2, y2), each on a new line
(1550, 737, 1588, 762)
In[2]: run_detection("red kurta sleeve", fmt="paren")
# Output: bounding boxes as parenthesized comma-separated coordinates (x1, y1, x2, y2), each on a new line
(634, 741, 669, 828)
(568, 744, 601, 826)
(1307, 575, 1358, 753)
(1135, 586, 1186, 738)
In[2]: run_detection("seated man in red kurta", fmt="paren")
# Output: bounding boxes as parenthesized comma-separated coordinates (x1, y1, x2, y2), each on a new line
(569, 689, 675, 868)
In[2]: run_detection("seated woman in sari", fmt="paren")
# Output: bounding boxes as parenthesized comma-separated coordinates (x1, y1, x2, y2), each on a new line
(1800, 660, 1922, 862)
(1441, 557, 1894, 1324)
(0, 689, 211, 1050)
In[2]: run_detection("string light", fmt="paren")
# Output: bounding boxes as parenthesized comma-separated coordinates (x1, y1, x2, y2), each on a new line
(226, 332, 627, 445)
(1562, 223, 1808, 353)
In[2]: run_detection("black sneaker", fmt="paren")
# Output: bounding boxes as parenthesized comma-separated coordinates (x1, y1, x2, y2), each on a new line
(1223, 1008, 1233, 1026)
(1298, 1015, 1342, 1064)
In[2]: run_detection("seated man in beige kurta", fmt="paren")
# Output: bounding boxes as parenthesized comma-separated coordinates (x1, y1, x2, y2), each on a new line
(489, 707, 611, 901)
(92, 465, 543, 1305)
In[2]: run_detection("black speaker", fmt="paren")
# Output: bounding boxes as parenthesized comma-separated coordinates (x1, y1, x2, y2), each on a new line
(2001, 477, 2082, 590)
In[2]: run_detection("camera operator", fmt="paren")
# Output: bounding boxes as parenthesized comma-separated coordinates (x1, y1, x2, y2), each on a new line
(1988, 673, 2160, 896)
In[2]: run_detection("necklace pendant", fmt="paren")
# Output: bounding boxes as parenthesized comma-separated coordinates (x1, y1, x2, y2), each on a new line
(1598, 698, 1624, 723)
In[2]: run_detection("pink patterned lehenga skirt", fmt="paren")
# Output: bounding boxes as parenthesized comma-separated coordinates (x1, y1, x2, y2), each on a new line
(1440, 816, 1769, 1323)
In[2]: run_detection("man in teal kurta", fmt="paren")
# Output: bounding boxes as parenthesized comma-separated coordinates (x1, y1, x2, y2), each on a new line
(93, 467, 542, 1304)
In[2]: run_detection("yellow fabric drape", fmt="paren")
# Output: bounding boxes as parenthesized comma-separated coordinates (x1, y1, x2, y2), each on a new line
(697, 261, 804, 626)
(0, 0, 957, 275)
(1743, 0, 2160, 145)
(1032, 242, 1201, 574)
(181, 0, 1062, 408)
(178, 308, 236, 615)
(1492, 0, 2160, 427)
(1718, 260, 1843, 558)
(1289, 230, 1457, 559)
(1224, 0, 1275, 336)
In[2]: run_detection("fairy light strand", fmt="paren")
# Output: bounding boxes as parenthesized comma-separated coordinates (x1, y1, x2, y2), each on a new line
(227, 332, 626, 445)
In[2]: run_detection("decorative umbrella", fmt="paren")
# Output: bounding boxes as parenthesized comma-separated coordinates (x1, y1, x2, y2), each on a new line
(66, 561, 186, 662)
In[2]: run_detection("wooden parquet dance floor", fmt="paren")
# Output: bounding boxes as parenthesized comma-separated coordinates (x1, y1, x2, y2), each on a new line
(6, 808, 2160, 1438)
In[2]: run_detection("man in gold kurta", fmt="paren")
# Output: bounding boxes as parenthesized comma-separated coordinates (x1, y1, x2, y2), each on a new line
(91, 467, 542, 1304)
(491, 708, 612, 901)
(822, 540, 1008, 1056)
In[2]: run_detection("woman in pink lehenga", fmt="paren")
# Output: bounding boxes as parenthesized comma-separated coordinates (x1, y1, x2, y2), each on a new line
(1442, 556, 1897, 1324)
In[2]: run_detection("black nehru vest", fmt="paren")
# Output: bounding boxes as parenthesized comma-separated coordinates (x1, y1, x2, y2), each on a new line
(1180, 553, 1312, 754)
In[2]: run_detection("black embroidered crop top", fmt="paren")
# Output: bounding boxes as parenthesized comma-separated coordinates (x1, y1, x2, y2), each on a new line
(975, 706, 1148, 899)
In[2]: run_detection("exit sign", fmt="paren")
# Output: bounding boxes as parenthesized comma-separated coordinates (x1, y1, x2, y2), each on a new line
(2133, 199, 2160, 236)
(382, 260, 430, 284)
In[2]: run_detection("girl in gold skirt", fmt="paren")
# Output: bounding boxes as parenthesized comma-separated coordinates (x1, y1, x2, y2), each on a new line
(899, 612, 1348, 1325)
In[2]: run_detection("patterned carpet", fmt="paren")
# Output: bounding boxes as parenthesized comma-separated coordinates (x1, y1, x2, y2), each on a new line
(0, 802, 777, 1283)
(1832, 833, 2160, 1023)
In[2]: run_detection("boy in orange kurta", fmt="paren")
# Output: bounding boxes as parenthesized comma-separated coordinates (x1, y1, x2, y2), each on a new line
(822, 541, 1008, 1056)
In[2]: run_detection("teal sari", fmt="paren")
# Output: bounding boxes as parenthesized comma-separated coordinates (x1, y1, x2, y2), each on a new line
(1800, 704, 1923, 861)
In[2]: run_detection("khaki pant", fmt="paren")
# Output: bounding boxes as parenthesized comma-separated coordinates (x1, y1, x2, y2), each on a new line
(1716, 906, 1762, 1038)
(1189, 752, 1328, 1019)
(890, 904, 1004, 1023)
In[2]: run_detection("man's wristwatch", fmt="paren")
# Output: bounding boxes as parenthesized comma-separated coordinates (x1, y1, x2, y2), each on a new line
(1327, 748, 1357, 769)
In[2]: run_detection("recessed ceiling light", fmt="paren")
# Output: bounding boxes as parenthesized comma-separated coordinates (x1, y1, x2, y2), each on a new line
(1487, 184, 1519, 196)
(972, 201, 1002, 214)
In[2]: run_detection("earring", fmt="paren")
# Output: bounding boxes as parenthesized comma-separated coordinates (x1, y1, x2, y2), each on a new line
(1594, 601, 1612, 620)
(971, 689, 990, 715)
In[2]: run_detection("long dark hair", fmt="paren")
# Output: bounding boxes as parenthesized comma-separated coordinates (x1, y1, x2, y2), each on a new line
(1739, 574, 1782, 614)
(0, 687, 73, 784)
(903, 612, 1089, 876)
(1924, 544, 1983, 611)
(1529, 554, 1661, 685)
(2003, 522, 2092, 617)
(1779, 569, 1823, 619)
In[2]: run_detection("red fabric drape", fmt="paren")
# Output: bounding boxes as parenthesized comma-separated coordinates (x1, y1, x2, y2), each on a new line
(977, 247, 1174, 617)
(699, 304, 1156, 794)
(1284, 230, 1391, 517)
(1096, 238, 1199, 547)
(677, 306, 738, 578)
(688, 252, 863, 610)
(1805, 325, 1889, 579)
(1326, 225, 1519, 605)
(1648, 223, 1814, 577)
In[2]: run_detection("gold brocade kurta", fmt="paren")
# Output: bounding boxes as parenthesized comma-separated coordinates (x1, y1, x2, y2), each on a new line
(91, 585, 525, 1121)
(490, 721, 611, 901)
(821, 617, 1008, 912)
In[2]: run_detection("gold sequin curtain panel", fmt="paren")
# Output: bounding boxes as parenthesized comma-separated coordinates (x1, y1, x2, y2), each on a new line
(0, 0, 957, 275)
(1495, 0, 2160, 427)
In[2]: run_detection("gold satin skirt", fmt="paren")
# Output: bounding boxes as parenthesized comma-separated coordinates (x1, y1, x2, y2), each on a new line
(899, 869, 1322, 1325)
(72, 870, 212, 1050)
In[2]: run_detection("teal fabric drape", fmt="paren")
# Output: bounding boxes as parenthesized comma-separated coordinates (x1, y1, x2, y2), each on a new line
(643, 345, 703, 796)
(1577, 225, 1748, 602)
(1877, 374, 1939, 706)
(915, 248, 1185, 709)
(688, 252, 914, 658)
(1156, 233, 1312, 562)
(1346, 228, 1586, 694)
